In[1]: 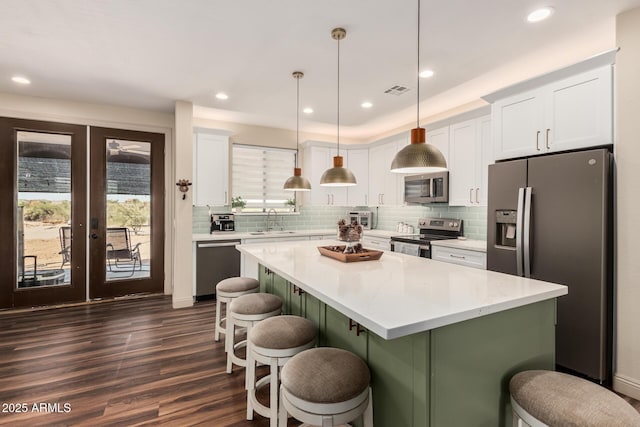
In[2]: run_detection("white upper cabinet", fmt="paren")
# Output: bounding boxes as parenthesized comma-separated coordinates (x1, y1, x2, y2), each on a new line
(303, 145, 347, 206)
(492, 65, 613, 160)
(346, 148, 369, 206)
(369, 138, 404, 206)
(448, 115, 491, 206)
(193, 131, 229, 206)
(426, 126, 450, 165)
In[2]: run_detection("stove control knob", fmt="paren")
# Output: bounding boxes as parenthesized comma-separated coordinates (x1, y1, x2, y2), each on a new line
(449, 222, 454, 227)
(453, 222, 458, 227)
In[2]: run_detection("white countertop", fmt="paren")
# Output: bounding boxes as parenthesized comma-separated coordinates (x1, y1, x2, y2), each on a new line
(430, 238, 487, 252)
(193, 228, 395, 242)
(237, 239, 567, 340)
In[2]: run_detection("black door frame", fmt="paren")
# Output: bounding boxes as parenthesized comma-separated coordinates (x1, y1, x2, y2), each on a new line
(0, 118, 87, 309)
(88, 126, 165, 299)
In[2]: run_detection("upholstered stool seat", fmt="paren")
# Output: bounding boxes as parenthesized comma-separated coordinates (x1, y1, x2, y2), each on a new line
(226, 292, 282, 374)
(510, 370, 640, 427)
(214, 277, 259, 342)
(279, 347, 373, 427)
(246, 315, 317, 427)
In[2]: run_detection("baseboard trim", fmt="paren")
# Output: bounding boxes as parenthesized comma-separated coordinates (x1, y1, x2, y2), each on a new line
(613, 373, 640, 400)
(172, 296, 194, 309)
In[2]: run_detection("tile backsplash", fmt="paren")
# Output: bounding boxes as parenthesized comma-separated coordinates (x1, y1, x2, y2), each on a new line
(193, 204, 487, 241)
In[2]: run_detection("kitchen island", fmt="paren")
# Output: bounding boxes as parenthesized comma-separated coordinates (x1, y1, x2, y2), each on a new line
(237, 240, 567, 427)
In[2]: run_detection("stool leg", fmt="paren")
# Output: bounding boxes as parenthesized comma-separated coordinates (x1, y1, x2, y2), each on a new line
(278, 386, 287, 427)
(246, 343, 254, 420)
(214, 298, 222, 342)
(270, 358, 279, 427)
(363, 387, 373, 427)
(226, 315, 234, 374)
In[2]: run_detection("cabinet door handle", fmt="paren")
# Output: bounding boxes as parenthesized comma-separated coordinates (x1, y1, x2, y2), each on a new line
(546, 128, 551, 149)
(365, 194, 368, 205)
(349, 319, 363, 336)
(475, 188, 480, 204)
(469, 188, 473, 204)
(536, 130, 541, 151)
(224, 191, 228, 205)
(381, 194, 385, 205)
(450, 254, 466, 259)
(331, 194, 334, 205)
(327, 194, 331, 205)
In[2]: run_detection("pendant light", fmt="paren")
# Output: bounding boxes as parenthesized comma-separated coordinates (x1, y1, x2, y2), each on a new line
(390, 0, 447, 173)
(284, 71, 312, 191)
(320, 27, 357, 187)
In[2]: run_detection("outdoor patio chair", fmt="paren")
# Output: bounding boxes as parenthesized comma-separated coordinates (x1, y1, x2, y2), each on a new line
(59, 226, 72, 269)
(106, 227, 142, 276)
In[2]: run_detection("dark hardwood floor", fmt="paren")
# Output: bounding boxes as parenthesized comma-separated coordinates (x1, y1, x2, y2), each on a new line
(0, 296, 282, 427)
(0, 296, 638, 426)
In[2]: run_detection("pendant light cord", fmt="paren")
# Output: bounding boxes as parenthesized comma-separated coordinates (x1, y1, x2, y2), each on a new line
(337, 35, 341, 155)
(296, 74, 300, 167)
(416, 0, 421, 129)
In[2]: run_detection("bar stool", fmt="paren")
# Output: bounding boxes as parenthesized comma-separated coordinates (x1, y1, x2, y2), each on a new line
(226, 293, 283, 374)
(510, 370, 640, 427)
(214, 277, 260, 342)
(246, 315, 317, 427)
(279, 347, 373, 427)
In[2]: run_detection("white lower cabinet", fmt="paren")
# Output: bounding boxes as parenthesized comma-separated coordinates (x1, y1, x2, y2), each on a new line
(431, 246, 486, 269)
(361, 235, 391, 251)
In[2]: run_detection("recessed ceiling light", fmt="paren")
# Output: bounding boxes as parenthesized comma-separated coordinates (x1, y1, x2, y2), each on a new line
(527, 7, 554, 23)
(419, 69, 434, 78)
(303, 107, 313, 114)
(12, 76, 31, 85)
(215, 92, 228, 100)
(361, 102, 373, 109)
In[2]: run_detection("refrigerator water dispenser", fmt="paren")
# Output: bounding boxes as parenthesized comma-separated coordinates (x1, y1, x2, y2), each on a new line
(495, 210, 517, 248)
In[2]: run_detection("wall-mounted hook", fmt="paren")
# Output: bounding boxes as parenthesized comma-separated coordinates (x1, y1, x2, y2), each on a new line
(176, 179, 192, 200)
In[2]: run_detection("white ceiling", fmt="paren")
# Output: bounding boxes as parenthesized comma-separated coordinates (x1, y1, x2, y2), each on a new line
(1, 0, 639, 140)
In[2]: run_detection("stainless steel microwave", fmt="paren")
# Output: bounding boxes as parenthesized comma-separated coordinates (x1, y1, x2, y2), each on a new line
(404, 172, 449, 204)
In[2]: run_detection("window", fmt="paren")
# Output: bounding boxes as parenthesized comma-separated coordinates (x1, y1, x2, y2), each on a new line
(232, 145, 296, 212)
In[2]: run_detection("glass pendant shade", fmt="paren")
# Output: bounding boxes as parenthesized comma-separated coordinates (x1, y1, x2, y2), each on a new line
(390, 128, 447, 173)
(320, 155, 357, 187)
(284, 167, 311, 191)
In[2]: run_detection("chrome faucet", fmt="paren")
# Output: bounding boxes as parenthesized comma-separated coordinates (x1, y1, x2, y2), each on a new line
(266, 208, 278, 231)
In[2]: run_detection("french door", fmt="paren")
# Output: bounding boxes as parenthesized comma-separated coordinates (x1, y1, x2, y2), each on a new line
(88, 127, 164, 299)
(0, 118, 165, 309)
(0, 118, 87, 308)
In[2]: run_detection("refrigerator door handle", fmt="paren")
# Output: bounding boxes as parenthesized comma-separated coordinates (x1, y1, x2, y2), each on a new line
(523, 187, 533, 278)
(516, 187, 525, 277)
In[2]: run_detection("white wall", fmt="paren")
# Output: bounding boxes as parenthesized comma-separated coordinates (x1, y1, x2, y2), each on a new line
(614, 6, 640, 400)
(0, 92, 175, 297)
(172, 102, 194, 308)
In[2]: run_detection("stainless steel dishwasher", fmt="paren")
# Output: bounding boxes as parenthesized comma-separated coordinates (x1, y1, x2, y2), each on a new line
(195, 240, 241, 300)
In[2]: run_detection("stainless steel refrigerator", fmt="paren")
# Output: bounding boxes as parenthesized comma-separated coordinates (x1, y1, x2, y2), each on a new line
(487, 148, 613, 383)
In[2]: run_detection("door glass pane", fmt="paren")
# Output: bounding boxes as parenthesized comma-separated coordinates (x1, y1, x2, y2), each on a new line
(105, 139, 151, 281)
(16, 131, 71, 288)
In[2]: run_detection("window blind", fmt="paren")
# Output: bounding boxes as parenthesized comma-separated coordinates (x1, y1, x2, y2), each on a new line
(232, 145, 296, 212)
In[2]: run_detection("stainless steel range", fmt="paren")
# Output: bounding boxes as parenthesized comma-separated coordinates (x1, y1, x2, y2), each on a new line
(390, 218, 463, 258)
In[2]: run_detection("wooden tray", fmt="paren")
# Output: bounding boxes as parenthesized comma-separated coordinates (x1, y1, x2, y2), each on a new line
(317, 246, 383, 263)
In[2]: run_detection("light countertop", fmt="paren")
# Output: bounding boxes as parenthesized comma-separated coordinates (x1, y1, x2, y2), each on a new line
(237, 239, 567, 340)
(430, 238, 487, 252)
(193, 228, 396, 242)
